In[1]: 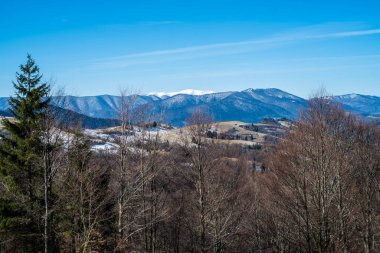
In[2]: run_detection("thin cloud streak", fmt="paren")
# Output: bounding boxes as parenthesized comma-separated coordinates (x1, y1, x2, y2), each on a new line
(139, 21, 180, 26)
(89, 42, 286, 69)
(332, 29, 380, 37)
(90, 28, 380, 69)
(162, 63, 380, 80)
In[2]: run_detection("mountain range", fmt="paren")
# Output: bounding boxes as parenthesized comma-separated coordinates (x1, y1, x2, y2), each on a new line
(1, 88, 379, 127)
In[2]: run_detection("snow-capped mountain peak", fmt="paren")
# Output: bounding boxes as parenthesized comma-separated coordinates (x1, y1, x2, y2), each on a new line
(148, 89, 215, 98)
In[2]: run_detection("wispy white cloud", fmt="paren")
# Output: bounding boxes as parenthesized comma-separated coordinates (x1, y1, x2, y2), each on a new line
(89, 27, 380, 69)
(89, 41, 284, 69)
(330, 29, 380, 38)
(162, 63, 380, 80)
(139, 21, 180, 26)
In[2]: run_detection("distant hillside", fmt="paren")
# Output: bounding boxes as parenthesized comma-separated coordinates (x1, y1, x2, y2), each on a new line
(52, 106, 120, 129)
(0, 106, 119, 129)
(0, 109, 12, 117)
(334, 94, 380, 119)
(53, 95, 158, 119)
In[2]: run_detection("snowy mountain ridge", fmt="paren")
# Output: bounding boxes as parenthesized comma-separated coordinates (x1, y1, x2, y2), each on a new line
(148, 89, 215, 98)
(1, 88, 380, 126)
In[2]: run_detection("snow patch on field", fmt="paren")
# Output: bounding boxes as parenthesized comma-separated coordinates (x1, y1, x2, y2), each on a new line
(91, 142, 118, 152)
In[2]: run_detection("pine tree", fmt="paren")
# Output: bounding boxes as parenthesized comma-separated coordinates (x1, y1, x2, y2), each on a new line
(0, 55, 50, 251)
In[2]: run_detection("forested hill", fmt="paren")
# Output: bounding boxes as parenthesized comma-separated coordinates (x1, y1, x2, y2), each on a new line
(0, 106, 120, 129)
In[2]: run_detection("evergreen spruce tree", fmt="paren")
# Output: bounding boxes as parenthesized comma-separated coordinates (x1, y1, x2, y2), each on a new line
(0, 55, 50, 251)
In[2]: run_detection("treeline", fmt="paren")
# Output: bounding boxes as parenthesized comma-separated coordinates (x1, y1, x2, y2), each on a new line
(0, 57, 379, 253)
(265, 96, 380, 252)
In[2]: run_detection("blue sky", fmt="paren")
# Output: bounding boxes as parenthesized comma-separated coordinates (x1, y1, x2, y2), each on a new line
(1, 0, 380, 98)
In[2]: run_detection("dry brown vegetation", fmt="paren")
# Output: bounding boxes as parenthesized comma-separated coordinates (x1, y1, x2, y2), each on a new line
(1, 94, 380, 253)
